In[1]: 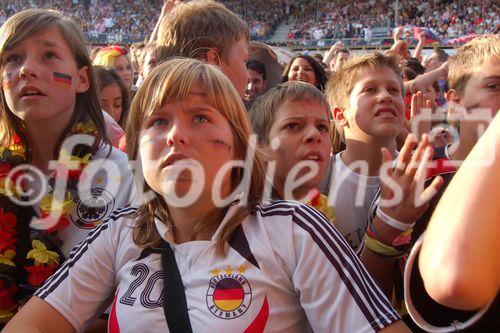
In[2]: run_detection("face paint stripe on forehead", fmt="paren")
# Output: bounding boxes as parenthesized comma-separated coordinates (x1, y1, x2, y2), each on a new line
(53, 72, 72, 88)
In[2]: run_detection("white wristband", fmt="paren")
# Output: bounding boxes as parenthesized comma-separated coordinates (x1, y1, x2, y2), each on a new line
(376, 206, 415, 231)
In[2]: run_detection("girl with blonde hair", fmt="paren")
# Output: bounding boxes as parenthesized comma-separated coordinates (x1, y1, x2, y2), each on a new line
(5, 58, 407, 333)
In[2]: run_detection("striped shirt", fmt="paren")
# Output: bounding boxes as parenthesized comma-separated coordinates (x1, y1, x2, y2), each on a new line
(36, 200, 400, 332)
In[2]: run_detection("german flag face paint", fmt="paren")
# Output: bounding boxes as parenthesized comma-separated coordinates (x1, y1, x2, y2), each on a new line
(53, 72, 72, 88)
(2, 73, 13, 90)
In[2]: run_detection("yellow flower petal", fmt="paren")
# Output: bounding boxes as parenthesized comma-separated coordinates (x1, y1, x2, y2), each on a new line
(0, 249, 16, 266)
(58, 149, 91, 169)
(40, 192, 75, 215)
(0, 310, 14, 322)
(8, 144, 26, 156)
(33, 240, 47, 251)
(76, 121, 97, 134)
(27, 241, 60, 265)
(80, 153, 92, 166)
(307, 193, 335, 224)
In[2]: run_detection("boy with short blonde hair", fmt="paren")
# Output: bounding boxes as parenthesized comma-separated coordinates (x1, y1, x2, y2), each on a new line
(323, 52, 406, 250)
(249, 81, 335, 221)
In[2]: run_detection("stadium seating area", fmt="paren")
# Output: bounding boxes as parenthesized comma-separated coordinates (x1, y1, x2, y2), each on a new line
(289, 0, 499, 45)
(1, 0, 498, 46)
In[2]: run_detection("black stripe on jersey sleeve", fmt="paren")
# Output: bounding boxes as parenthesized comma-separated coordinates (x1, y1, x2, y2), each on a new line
(35, 206, 139, 299)
(255, 201, 399, 330)
(256, 200, 297, 217)
(292, 203, 400, 330)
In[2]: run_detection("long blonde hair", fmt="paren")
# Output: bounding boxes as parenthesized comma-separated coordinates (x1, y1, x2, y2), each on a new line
(126, 58, 265, 254)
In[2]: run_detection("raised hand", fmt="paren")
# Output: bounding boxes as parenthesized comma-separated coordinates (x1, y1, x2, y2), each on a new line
(379, 134, 444, 225)
(406, 91, 433, 139)
(417, 31, 426, 43)
(393, 26, 404, 41)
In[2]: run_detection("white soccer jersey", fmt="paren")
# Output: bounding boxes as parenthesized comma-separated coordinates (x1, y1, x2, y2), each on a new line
(32, 144, 135, 257)
(35, 201, 400, 333)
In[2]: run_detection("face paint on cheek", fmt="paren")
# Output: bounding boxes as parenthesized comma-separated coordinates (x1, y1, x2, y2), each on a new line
(2, 73, 13, 90)
(53, 72, 72, 88)
(212, 139, 232, 151)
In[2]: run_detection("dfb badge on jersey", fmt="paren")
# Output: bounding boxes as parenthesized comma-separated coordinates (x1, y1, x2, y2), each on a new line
(206, 265, 252, 319)
(71, 188, 115, 228)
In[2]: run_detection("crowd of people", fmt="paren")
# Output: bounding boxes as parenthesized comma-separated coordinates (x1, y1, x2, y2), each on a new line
(0, 1, 498, 332)
(2, 0, 498, 46)
(0, 0, 163, 43)
(0, 0, 287, 43)
(288, 0, 499, 46)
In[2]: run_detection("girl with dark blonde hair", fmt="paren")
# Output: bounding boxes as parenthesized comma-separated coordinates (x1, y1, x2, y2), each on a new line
(5, 58, 407, 333)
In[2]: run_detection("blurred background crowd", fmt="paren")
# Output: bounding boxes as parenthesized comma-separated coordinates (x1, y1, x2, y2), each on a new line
(1, 0, 498, 47)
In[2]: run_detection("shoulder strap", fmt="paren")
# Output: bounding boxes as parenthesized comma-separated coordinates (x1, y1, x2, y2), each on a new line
(161, 241, 193, 333)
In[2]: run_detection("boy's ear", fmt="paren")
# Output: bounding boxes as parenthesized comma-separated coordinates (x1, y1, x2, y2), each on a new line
(445, 89, 461, 104)
(75, 66, 90, 94)
(205, 48, 221, 67)
(332, 106, 348, 127)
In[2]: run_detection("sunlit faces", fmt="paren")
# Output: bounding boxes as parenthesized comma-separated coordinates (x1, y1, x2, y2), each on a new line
(449, 58, 500, 137)
(338, 66, 405, 142)
(245, 68, 266, 101)
(288, 57, 317, 86)
(218, 37, 250, 98)
(139, 87, 235, 204)
(100, 83, 123, 122)
(265, 99, 332, 198)
(1, 27, 89, 127)
(114, 55, 133, 90)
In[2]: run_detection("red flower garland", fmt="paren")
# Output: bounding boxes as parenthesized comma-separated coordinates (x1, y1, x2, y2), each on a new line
(0, 120, 98, 320)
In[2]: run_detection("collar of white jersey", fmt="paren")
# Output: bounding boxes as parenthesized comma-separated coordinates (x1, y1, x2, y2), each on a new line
(153, 194, 243, 245)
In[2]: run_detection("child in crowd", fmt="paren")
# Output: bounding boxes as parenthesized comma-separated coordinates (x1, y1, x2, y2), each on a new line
(0, 9, 134, 324)
(94, 66, 129, 128)
(323, 53, 406, 250)
(249, 81, 334, 221)
(4, 58, 408, 333)
(363, 35, 500, 332)
(156, 0, 250, 98)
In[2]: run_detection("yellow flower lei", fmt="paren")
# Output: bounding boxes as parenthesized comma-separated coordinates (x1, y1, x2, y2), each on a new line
(0, 118, 98, 320)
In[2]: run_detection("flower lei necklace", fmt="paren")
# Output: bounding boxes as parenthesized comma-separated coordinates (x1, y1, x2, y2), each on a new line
(0, 119, 98, 322)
